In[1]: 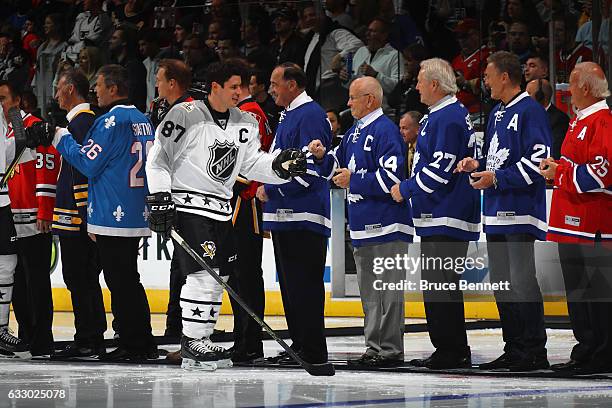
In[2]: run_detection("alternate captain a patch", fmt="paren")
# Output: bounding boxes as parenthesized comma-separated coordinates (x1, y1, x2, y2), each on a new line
(207, 140, 238, 183)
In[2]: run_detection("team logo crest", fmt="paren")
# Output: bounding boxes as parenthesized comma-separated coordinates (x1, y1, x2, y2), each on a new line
(104, 116, 116, 129)
(486, 132, 510, 172)
(207, 140, 238, 183)
(201, 241, 216, 258)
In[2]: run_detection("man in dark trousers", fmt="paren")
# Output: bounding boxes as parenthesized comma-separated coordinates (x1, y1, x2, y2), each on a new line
(229, 59, 274, 363)
(526, 79, 569, 159)
(256, 63, 332, 365)
(51, 68, 107, 358)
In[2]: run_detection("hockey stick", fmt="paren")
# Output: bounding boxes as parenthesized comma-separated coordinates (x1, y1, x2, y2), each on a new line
(170, 229, 335, 376)
(0, 108, 29, 188)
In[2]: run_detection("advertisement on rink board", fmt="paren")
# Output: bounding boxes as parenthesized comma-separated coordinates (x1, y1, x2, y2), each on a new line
(48, 190, 565, 297)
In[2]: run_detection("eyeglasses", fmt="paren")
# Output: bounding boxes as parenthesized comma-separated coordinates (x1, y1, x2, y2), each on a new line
(348, 93, 371, 101)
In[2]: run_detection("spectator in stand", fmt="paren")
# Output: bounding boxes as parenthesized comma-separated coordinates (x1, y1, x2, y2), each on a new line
(504, 0, 545, 36)
(205, 18, 226, 51)
(0, 30, 30, 93)
(575, 0, 610, 57)
(388, 43, 428, 115)
(21, 17, 40, 65)
(554, 14, 593, 83)
(157, 14, 192, 60)
(63, 0, 112, 64)
(216, 37, 241, 62)
(298, 2, 318, 36)
(326, 109, 343, 148)
(304, 14, 363, 98)
(526, 78, 570, 159)
(451, 18, 489, 118)
(138, 29, 160, 111)
(34, 13, 66, 120)
(506, 21, 533, 65)
(109, 24, 147, 112)
(240, 14, 274, 75)
(398, 110, 422, 178)
(78, 45, 105, 92)
(20, 89, 40, 118)
(524, 54, 549, 82)
(249, 68, 281, 130)
(114, 0, 148, 30)
(325, 0, 354, 30)
(270, 7, 306, 68)
(182, 34, 217, 90)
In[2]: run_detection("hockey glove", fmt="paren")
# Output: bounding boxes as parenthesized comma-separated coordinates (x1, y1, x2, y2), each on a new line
(272, 149, 307, 179)
(146, 192, 176, 240)
(25, 121, 55, 148)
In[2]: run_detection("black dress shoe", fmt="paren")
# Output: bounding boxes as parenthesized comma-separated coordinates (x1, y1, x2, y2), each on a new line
(364, 355, 404, 368)
(53, 342, 105, 358)
(508, 355, 549, 372)
(98, 346, 159, 361)
(478, 352, 519, 370)
(550, 360, 585, 372)
(347, 353, 377, 366)
(571, 362, 612, 375)
(410, 351, 471, 369)
(231, 349, 264, 364)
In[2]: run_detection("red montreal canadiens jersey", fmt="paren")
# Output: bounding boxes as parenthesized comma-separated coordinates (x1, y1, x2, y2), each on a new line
(452, 46, 489, 113)
(7, 112, 60, 237)
(547, 101, 612, 245)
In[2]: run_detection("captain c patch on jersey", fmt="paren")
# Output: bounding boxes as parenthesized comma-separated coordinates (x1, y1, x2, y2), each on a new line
(207, 140, 238, 183)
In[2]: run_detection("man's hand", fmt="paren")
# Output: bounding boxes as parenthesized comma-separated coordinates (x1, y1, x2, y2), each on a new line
(358, 63, 377, 78)
(36, 219, 51, 233)
(146, 192, 176, 240)
(470, 170, 495, 189)
(332, 168, 351, 188)
(308, 139, 326, 160)
(454, 157, 480, 173)
(272, 149, 306, 179)
(390, 184, 404, 202)
(539, 157, 558, 180)
(256, 185, 268, 202)
(25, 121, 54, 148)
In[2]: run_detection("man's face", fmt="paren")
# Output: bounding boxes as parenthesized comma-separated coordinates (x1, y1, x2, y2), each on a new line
(269, 67, 292, 107)
(79, 49, 90, 71)
(458, 30, 480, 56)
(95, 74, 114, 108)
(0, 36, 10, 57)
(301, 7, 317, 30)
(0, 85, 18, 119)
(484, 62, 504, 100)
(216, 40, 234, 61)
(174, 25, 187, 44)
(249, 75, 264, 97)
(399, 116, 419, 144)
(365, 20, 387, 52)
(182, 38, 202, 67)
(415, 70, 436, 106)
(274, 18, 293, 36)
(208, 23, 221, 40)
(524, 58, 547, 81)
(109, 30, 123, 54)
(347, 84, 372, 119)
(138, 39, 155, 58)
(213, 75, 241, 110)
(568, 70, 587, 110)
(156, 67, 172, 100)
(507, 23, 529, 54)
(507, 0, 522, 18)
(327, 111, 339, 135)
(553, 20, 566, 48)
(55, 75, 73, 111)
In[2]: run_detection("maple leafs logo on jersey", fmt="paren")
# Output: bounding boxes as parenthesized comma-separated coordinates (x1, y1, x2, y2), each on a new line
(207, 140, 238, 183)
(486, 132, 510, 171)
(104, 116, 116, 129)
(348, 154, 356, 173)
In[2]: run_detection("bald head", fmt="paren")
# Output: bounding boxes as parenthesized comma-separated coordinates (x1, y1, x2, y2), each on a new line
(347, 77, 383, 119)
(526, 78, 553, 107)
(569, 62, 610, 109)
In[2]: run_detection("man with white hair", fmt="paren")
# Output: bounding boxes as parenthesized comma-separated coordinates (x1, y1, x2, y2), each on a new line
(390, 58, 480, 369)
(456, 51, 552, 371)
(309, 76, 412, 367)
(540, 62, 612, 374)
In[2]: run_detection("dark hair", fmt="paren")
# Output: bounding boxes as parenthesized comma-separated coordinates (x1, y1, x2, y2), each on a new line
(206, 61, 242, 89)
(158, 59, 192, 91)
(250, 68, 270, 90)
(114, 23, 139, 55)
(183, 33, 205, 49)
(277, 62, 307, 89)
(60, 67, 90, 100)
(403, 110, 424, 125)
(0, 80, 20, 100)
(96, 64, 130, 97)
(326, 109, 339, 120)
(527, 53, 548, 66)
(45, 13, 65, 40)
(369, 17, 391, 34)
(487, 51, 522, 86)
(224, 58, 250, 88)
(402, 42, 428, 62)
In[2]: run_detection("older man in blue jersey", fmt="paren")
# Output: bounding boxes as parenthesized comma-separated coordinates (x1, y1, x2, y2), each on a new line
(456, 51, 551, 371)
(310, 76, 412, 367)
(27, 65, 158, 361)
(390, 58, 480, 369)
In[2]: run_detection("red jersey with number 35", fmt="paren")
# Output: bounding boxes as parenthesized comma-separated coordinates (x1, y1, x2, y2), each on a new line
(7, 111, 60, 237)
(547, 100, 612, 245)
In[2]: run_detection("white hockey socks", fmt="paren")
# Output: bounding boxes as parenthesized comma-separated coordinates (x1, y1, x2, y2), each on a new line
(180, 270, 227, 340)
(0, 254, 17, 327)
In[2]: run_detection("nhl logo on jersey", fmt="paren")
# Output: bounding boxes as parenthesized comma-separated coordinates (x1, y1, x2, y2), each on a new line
(201, 241, 216, 258)
(207, 140, 238, 183)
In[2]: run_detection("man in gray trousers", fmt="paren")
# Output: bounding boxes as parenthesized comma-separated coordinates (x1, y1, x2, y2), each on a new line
(309, 77, 413, 367)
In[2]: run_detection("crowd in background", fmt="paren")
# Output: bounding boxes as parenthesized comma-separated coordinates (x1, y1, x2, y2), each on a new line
(0, 0, 609, 134)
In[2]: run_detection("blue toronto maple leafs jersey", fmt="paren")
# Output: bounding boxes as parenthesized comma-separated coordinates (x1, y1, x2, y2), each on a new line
(480, 92, 552, 240)
(55, 104, 154, 237)
(315, 108, 413, 247)
(263, 92, 332, 236)
(398, 96, 481, 241)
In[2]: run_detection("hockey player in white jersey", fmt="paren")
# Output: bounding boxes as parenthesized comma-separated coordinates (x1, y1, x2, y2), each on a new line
(145, 61, 305, 370)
